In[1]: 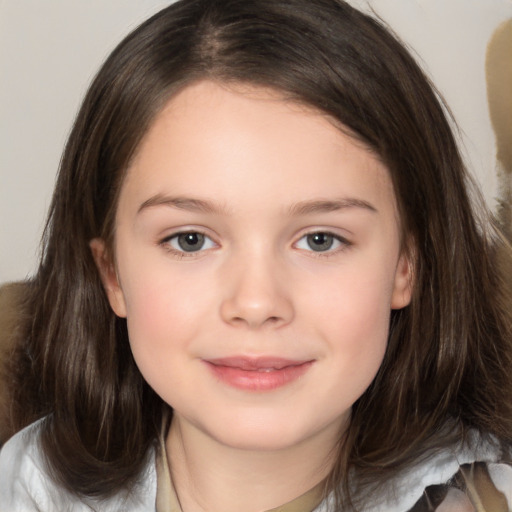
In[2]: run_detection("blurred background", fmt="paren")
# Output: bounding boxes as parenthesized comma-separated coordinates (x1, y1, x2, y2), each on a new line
(1, 0, 511, 283)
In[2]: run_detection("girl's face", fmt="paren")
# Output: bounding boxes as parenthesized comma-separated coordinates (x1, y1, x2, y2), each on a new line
(93, 80, 412, 452)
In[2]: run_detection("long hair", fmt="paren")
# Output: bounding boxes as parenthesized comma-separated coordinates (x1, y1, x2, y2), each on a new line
(9, 0, 512, 507)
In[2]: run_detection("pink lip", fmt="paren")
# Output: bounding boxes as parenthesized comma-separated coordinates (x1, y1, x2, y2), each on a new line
(203, 357, 314, 391)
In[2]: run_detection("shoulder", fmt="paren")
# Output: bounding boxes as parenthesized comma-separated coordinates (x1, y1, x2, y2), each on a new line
(355, 431, 512, 512)
(402, 432, 512, 511)
(0, 418, 56, 511)
(0, 418, 158, 512)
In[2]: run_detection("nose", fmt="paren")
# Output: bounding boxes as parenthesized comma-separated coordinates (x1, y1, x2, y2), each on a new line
(219, 254, 294, 330)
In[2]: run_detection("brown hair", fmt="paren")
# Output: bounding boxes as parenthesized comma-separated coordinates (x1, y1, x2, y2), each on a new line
(9, 0, 512, 507)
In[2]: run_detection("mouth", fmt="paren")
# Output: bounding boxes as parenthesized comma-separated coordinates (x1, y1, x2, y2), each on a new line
(203, 356, 314, 391)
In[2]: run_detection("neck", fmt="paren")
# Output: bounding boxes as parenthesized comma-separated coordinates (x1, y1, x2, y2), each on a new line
(166, 415, 340, 512)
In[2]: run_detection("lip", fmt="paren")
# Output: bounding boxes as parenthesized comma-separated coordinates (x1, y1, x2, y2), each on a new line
(203, 357, 314, 391)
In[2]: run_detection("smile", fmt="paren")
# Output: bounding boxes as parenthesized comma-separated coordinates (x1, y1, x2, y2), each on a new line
(203, 357, 314, 391)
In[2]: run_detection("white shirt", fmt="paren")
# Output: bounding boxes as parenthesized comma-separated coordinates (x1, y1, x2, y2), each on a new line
(0, 419, 157, 512)
(1, 419, 512, 511)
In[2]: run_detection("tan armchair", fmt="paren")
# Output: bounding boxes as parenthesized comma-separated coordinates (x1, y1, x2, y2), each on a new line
(0, 282, 28, 445)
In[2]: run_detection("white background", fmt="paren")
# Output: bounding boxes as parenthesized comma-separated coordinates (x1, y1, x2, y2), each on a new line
(1, 0, 511, 283)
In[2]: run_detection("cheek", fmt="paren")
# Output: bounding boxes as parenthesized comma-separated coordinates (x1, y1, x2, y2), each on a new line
(119, 266, 211, 389)
(303, 263, 396, 391)
(122, 254, 209, 331)
(305, 258, 396, 336)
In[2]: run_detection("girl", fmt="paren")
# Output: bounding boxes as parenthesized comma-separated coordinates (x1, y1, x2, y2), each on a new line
(1, 0, 512, 510)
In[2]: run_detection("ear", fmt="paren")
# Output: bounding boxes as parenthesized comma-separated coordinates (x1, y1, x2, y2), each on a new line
(391, 251, 414, 310)
(89, 238, 127, 318)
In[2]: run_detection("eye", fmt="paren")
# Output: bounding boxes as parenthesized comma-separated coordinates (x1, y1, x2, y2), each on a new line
(164, 232, 216, 253)
(295, 232, 347, 253)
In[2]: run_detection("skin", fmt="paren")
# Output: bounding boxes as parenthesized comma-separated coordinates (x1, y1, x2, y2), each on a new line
(91, 80, 412, 512)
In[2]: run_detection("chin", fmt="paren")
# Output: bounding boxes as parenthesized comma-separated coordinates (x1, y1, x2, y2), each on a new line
(203, 412, 333, 452)
(217, 429, 306, 452)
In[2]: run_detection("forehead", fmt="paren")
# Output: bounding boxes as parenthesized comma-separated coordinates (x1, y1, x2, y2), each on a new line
(119, 80, 397, 219)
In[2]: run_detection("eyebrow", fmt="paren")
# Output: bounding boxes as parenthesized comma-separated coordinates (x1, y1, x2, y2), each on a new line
(137, 194, 378, 216)
(287, 198, 378, 216)
(137, 195, 228, 215)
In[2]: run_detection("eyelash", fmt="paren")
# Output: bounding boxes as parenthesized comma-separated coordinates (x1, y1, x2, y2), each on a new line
(159, 230, 217, 258)
(158, 230, 352, 258)
(294, 231, 352, 257)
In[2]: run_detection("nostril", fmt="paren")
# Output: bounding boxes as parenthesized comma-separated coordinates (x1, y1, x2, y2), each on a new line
(219, 292, 294, 329)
